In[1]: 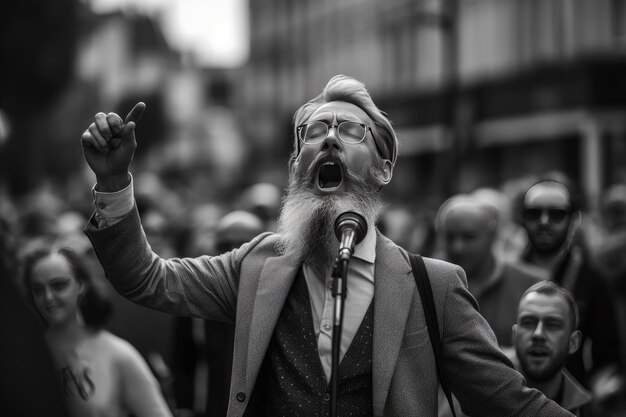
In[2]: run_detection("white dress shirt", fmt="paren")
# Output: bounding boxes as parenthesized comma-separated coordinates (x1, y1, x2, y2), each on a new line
(302, 229, 375, 382)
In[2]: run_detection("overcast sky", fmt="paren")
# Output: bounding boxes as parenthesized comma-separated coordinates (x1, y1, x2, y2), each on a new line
(89, 0, 249, 67)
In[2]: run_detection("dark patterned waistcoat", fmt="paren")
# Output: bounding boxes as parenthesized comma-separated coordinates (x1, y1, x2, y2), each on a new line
(256, 268, 374, 417)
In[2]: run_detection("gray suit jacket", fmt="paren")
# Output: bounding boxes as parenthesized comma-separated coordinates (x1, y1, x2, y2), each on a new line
(85, 207, 572, 417)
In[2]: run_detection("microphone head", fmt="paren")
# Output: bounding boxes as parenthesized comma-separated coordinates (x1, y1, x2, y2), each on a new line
(334, 211, 368, 244)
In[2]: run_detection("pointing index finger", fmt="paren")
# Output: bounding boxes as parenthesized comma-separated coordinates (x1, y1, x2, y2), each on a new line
(124, 102, 146, 124)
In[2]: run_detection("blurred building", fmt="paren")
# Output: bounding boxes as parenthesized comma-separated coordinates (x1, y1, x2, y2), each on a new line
(76, 7, 175, 107)
(241, 0, 626, 211)
(82, 8, 253, 198)
(2, 1, 254, 200)
(0, 4, 179, 195)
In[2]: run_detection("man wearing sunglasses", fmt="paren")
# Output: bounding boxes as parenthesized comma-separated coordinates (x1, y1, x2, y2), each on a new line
(80, 75, 574, 416)
(520, 179, 621, 390)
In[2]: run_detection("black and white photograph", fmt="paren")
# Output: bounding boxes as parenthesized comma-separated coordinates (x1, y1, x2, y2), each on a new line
(1, 1, 626, 416)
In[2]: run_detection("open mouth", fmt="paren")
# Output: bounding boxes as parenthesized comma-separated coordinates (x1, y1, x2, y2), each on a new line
(318, 162, 342, 190)
(527, 347, 550, 358)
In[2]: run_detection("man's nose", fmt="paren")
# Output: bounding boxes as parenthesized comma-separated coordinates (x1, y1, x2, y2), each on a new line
(449, 238, 465, 254)
(532, 322, 546, 339)
(539, 211, 550, 225)
(321, 126, 343, 151)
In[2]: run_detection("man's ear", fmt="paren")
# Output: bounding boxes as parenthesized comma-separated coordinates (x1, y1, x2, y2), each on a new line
(486, 219, 499, 240)
(568, 210, 582, 233)
(511, 324, 518, 345)
(374, 159, 393, 185)
(568, 330, 582, 354)
(76, 280, 87, 305)
(565, 210, 583, 247)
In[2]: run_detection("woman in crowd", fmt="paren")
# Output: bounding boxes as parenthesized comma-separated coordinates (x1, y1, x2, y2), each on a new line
(22, 246, 173, 417)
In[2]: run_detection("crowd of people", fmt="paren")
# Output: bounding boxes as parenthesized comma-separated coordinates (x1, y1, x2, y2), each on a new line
(2, 74, 626, 416)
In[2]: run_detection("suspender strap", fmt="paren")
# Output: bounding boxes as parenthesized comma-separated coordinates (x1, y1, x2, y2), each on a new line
(408, 253, 457, 417)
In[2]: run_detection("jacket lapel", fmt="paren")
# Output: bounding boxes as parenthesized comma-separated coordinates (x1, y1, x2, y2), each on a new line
(246, 253, 301, 393)
(372, 234, 415, 416)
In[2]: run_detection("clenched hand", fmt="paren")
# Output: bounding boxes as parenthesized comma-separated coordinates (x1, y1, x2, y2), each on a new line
(81, 102, 145, 192)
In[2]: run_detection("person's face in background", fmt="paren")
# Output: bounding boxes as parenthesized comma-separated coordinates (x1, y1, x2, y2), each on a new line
(442, 205, 495, 277)
(512, 291, 580, 382)
(290, 100, 392, 195)
(523, 183, 572, 254)
(600, 185, 626, 232)
(30, 253, 82, 327)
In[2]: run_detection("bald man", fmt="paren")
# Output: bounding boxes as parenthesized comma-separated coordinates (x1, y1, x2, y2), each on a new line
(436, 194, 545, 347)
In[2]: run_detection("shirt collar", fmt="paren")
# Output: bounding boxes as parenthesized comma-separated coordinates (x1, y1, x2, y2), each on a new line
(352, 225, 376, 264)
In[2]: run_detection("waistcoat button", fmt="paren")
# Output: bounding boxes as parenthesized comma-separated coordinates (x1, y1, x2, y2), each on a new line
(236, 392, 246, 402)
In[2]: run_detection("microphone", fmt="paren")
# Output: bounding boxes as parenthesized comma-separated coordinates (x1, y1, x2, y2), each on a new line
(334, 212, 368, 264)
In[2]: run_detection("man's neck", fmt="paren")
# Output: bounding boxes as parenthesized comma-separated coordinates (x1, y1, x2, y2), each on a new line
(528, 247, 568, 274)
(527, 372, 564, 404)
(468, 254, 497, 294)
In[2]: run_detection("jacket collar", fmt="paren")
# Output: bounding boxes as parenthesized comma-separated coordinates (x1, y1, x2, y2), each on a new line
(560, 370, 593, 411)
(353, 223, 377, 264)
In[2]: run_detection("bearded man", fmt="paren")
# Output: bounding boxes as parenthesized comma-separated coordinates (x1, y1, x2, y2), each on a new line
(81, 75, 574, 416)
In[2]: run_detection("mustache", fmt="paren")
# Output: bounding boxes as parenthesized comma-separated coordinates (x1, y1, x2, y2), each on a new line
(276, 167, 384, 264)
(527, 342, 551, 354)
(297, 150, 365, 185)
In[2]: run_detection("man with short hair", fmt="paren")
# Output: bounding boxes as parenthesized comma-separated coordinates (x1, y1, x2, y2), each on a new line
(513, 281, 593, 416)
(80, 75, 574, 416)
(520, 178, 621, 387)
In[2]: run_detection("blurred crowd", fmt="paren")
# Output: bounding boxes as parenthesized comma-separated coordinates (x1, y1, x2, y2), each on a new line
(2, 167, 626, 416)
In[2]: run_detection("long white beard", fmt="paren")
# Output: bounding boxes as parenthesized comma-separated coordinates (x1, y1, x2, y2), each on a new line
(276, 169, 384, 273)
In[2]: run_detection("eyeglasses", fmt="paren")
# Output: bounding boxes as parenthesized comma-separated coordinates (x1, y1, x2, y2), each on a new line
(297, 121, 371, 145)
(523, 207, 570, 223)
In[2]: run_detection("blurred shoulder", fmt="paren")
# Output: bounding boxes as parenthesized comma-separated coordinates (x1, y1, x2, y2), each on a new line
(503, 260, 549, 282)
(74, 331, 145, 375)
(95, 331, 144, 364)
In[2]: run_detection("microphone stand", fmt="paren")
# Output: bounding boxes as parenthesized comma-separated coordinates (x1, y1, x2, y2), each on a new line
(328, 211, 366, 417)
(329, 256, 349, 417)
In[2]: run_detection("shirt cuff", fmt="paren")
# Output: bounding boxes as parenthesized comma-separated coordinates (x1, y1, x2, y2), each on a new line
(92, 174, 134, 228)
